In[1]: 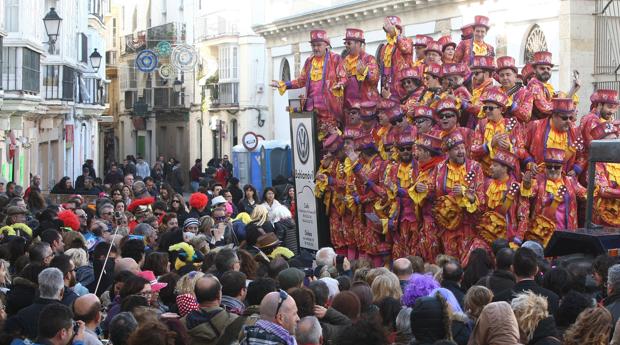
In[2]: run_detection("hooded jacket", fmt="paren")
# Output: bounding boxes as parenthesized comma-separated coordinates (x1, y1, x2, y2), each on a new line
(468, 301, 522, 345)
(182, 306, 238, 345)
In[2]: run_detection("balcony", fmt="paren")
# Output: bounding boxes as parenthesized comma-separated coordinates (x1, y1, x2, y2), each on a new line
(79, 77, 105, 105)
(41, 65, 74, 101)
(208, 82, 238, 108)
(2, 47, 41, 94)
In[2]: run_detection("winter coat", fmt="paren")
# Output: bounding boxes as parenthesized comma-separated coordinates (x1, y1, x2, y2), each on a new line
(605, 292, 620, 331)
(13, 297, 63, 339)
(476, 270, 516, 296)
(494, 279, 559, 315)
(5, 277, 37, 316)
(274, 219, 298, 255)
(182, 306, 238, 345)
(76, 265, 95, 290)
(216, 305, 260, 345)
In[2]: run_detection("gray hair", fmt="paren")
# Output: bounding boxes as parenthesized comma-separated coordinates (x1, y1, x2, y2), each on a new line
(608, 264, 620, 287)
(316, 247, 337, 267)
(133, 223, 154, 237)
(38, 267, 65, 299)
(295, 316, 322, 344)
(396, 307, 412, 335)
(109, 312, 138, 345)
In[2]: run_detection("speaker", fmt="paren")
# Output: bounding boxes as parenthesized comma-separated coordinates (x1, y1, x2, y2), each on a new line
(545, 228, 620, 257)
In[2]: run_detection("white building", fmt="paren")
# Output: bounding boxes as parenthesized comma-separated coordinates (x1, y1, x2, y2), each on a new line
(255, 0, 606, 143)
(0, 0, 108, 190)
(192, 0, 269, 161)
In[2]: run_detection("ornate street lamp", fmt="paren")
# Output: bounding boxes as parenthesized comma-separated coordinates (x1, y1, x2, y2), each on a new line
(43, 7, 62, 54)
(89, 49, 102, 72)
(173, 79, 183, 93)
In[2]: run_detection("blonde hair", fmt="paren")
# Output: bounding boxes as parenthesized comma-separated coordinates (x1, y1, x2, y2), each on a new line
(464, 285, 493, 320)
(62, 231, 86, 251)
(366, 267, 391, 286)
(199, 216, 214, 234)
(65, 248, 89, 267)
(175, 271, 205, 295)
(563, 307, 612, 345)
(250, 205, 269, 226)
(371, 272, 403, 303)
(511, 291, 549, 343)
(0, 259, 11, 287)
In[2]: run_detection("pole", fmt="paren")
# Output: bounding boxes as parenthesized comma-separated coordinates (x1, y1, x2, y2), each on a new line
(585, 159, 596, 229)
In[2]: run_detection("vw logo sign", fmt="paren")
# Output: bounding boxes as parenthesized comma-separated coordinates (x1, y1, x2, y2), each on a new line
(296, 123, 310, 164)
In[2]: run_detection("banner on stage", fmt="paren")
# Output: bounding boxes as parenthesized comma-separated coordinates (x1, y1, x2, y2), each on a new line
(290, 112, 320, 251)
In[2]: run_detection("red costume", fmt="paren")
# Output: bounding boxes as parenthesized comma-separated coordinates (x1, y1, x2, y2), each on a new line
(438, 35, 457, 64)
(579, 89, 620, 157)
(520, 148, 586, 246)
(335, 28, 380, 108)
(378, 16, 413, 101)
(399, 67, 425, 114)
(465, 56, 496, 129)
(408, 133, 444, 261)
(496, 56, 534, 124)
(478, 150, 525, 244)
(527, 51, 555, 120)
(431, 132, 489, 263)
(435, 98, 474, 157)
(523, 99, 585, 176)
(454, 16, 495, 66)
(588, 122, 620, 227)
(278, 30, 343, 136)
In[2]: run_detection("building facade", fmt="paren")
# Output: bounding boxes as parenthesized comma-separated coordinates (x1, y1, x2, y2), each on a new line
(254, 0, 599, 142)
(0, 0, 108, 191)
(193, 0, 269, 162)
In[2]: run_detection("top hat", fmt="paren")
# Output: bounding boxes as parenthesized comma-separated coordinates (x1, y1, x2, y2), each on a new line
(443, 131, 465, 151)
(544, 148, 567, 164)
(471, 56, 496, 71)
(310, 30, 330, 45)
(532, 51, 554, 67)
(438, 35, 457, 50)
(473, 15, 490, 29)
(496, 56, 518, 74)
(344, 28, 365, 43)
(590, 89, 620, 105)
(414, 34, 433, 47)
(481, 86, 509, 108)
(551, 98, 575, 114)
(417, 133, 443, 154)
(492, 149, 518, 170)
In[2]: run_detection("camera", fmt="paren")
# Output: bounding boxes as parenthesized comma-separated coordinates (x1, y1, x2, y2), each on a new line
(114, 211, 122, 219)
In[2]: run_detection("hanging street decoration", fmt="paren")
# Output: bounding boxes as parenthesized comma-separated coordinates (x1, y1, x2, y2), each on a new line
(171, 44, 198, 71)
(155, 41, 172, 57)
(158, 64, 174, 80)
(136, 49, 159, 72)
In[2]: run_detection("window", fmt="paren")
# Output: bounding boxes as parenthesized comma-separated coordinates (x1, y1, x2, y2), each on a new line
(22, 48, 40, 93)
(128, 60, 137, 88)
(281, 59, 291, 82)
(112, 18, 117, 47)
(218, 45, 239, 81)
(81, 34, 88, 63)
(43, 65, 60, 99)
(5, 0, 18, 32)
(524, 24, 548, 64)
(62, 66, 75, 100)
(153, 88, 170, 107)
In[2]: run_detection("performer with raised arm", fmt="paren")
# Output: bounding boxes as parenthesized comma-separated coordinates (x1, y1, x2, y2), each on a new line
(271, 30, 342, 139)
(377, 16, 413, 102)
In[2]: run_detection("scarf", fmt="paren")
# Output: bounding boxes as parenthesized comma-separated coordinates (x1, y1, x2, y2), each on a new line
(310, 56, 324, 81)
(487, 177, 509, 209)
(473, 40, 487, 56)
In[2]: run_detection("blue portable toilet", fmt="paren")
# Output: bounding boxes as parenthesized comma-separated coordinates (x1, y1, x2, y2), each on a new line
(232, 140, 292, 198)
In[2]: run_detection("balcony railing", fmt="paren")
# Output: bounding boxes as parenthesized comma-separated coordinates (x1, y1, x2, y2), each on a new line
(79, 77, 105, 105)
(2, 46, 40, 94)
(208, 82, 238, 107)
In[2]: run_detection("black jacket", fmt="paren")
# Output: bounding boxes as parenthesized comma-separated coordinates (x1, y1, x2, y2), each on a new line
(528, 316, 561, 345)
(237, 199, 257, 215)
(604, 292, 620, 331)
(476, 269, 516, 296)
(5, 277, 37, 316)
(494, 279, 559, 315)
(13, 297, 62, 339)
(441, 280, 465, 309)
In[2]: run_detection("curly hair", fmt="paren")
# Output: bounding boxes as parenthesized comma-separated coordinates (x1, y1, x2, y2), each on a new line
(175, 271, 205, 295)
(464, 285, 493, 320)
(511, 291, 549, 343)
(563, 307, 612, 345)
(402, 273, 440, 307)
(371, 272, 403, 303)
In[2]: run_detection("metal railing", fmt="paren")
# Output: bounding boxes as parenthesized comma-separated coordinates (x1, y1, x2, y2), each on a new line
(594, 0, 620, 77)
(208, 82, 239, 107)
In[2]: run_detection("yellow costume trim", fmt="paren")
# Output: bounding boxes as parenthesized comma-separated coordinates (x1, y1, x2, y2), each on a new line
(277, 81, 287, 96)
(478, 211, 507, 244)
(520, 183, 534, 197)
(546, 127, 568, 151)
(383, 31, 399, 68)
(397, 163, 413, 189)
(446, 162, 467, 189)
(487, 178, 508, 209)
(543, 82, 555, 97)
(473, 41, 488, 56)
(607, 163, 620, 185)
(310, 56, 324, 82)
(483, 120, 507, 157)
(545, 179, 564, 196)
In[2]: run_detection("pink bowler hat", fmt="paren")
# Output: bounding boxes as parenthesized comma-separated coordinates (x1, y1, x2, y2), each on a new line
(138, 270, 168, 292)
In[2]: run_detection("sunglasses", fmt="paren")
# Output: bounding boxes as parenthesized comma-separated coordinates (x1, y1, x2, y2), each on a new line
(482, 105, 499, 112)
(473, 71, 485, 76)
(215, 216, 227, 222)
(557, 115, 571, 121)
(172, 200, 180, 204)
(275, 289, 289, 316)
(546, 165, 563, 171)
(439, 113, 456, 119)
(398, 146, 413, 152)
(401, 79, 415, 85)
(102, 212, 113, 216)
(415, 118, 430, 124)
(154, 212, 164, 217)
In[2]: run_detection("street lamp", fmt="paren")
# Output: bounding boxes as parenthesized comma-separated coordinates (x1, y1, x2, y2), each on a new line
(89, 49, 102, 72)
(173, 79, 183, 93)
(43, 7, 62, 54)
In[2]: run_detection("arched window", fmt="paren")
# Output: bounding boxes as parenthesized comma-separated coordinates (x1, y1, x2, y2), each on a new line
(524, 24, 548, 63)
(280, 59, 291, 82)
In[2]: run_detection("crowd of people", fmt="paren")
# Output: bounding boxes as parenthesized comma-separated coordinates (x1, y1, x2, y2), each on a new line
(269, 15, 620, 268)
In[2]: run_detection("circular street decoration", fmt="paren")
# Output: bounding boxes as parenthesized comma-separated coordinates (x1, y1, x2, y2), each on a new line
(242, 132, 259, 151)
(136, 50, 158, 72)
(155, 41, 172, 57)
(296, 123, 310, 164)
(171, 44, 198, 71)
(158, 64, 174, 80)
